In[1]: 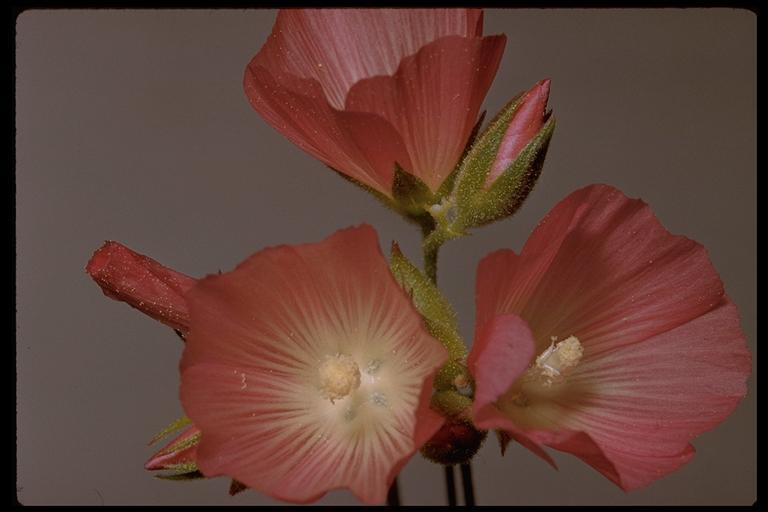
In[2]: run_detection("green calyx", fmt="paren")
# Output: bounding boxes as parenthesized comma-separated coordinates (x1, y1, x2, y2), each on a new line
(451, 93, 556, 230)
(149, 415, 192, 446)
(389, 242, 466, 361)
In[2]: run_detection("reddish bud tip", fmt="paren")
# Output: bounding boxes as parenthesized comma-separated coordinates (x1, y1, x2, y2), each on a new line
(486, 79, 551, 185)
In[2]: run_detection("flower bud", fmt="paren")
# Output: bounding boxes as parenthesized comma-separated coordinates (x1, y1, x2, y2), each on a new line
(485, 79, 550, 186)
(452, 79, 555, 229)
(86, 241, 196, 333)
(144, 424, 201, 471)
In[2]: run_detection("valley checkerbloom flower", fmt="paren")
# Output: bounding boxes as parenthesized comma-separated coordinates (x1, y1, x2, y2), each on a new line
(467, 184, 751, 490)
(179, 225, 448, 504)
(244, 8, 505, 196)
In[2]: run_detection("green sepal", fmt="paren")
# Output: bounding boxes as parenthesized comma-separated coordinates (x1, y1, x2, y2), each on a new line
(433, 110, 487, 202)
(159, 462, 198, 474)
(155, 469, 204, 481)
(450, 89, 556, 229)
(148, 416, 192, 446)
(157, 430, 202, 457)
(452, 92, 527, 208)
(389, 242, 465, 360)
(392, 163, 434, 215)
(328, 166, 397, 210)
(462, 115, 556, 227)
(431, 389, 473, 417)
(329, 165, 435, 233)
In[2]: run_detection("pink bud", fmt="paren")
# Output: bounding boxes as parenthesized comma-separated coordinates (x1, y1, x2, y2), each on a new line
(144, 425, 201, 470)
(486, 79, 550, 186)
(86, 241, 196, 333)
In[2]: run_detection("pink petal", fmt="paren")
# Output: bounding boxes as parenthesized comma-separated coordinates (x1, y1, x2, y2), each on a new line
(552, 299, 750, 490)
(472, 184, 751, 489)
(244, 66, 412, 195)
(254, 9, 484, 110)
(244, 9, 503, 195)
(486, 79, 550, 186)
(345, 35, 505, 192)
(467, 314, 536, 412)
(144, 425, 200, 470)
(473, 304, 748, 489)
(86, 241, 196, 333)
(467, 313, 559, 468)
(180, 225, 447, 504)
(476, 184, 727, 357)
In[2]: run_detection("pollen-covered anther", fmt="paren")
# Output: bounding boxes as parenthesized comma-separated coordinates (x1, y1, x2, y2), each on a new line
(531, 335, 583, 386)
(318, 353, 361, 402)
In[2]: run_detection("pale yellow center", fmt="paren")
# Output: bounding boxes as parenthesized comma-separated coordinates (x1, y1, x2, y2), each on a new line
(318, 354, 361, 403)
(526, 335, 584, 387)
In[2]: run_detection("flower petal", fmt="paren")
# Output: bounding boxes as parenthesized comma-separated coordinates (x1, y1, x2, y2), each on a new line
(468, 314, 536, 413)
(254, 9, 484, 109)
(474, 304, 748, 490)
(180, 225, 447, 504)
(86, 241, 195, 333)
(244, 65, 412, 195)
(467, 313, 559, 467)
(345, 35, 505, 192)
(244, 9, 500, 196)
(477, 184, 727, 356)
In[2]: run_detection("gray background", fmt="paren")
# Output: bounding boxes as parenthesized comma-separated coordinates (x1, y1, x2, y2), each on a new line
(16, 9, 756, 505)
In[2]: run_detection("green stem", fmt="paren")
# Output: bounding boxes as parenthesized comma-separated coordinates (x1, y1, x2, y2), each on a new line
(423, 237, 440, 284)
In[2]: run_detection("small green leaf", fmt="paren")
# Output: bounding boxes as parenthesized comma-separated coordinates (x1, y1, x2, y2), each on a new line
(329, 165, 434, 232)
(328, 166, 397, 208)
(161, 462, 198, 473)
(149, 416, 192, 446)
(155, 469, 204, 481)
(158, 431, 202, 457)
(389, 242, 465, 360)
(434, 110, 487, 202)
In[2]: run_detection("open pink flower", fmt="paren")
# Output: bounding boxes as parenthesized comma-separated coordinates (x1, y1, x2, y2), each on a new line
(179, 225, 448, 504)
(467, 184, 751, 490)
(244, 9, 506, 196)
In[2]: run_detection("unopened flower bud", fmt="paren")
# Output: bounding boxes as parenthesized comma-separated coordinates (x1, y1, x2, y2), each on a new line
(145, 425, 201, 471)
(485, 79, 550, 186)
(86, 241, 196, 333)
(452, 79, 555, 229)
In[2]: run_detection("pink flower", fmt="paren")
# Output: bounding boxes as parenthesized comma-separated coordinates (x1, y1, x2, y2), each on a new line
(467, 184, 751, 491)
(244, 9, 506, 197)
(179, 225, 448, 504)
(86, 241, 195, 333)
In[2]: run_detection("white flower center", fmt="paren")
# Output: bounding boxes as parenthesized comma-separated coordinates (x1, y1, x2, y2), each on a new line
(318, 353, 361, 403)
